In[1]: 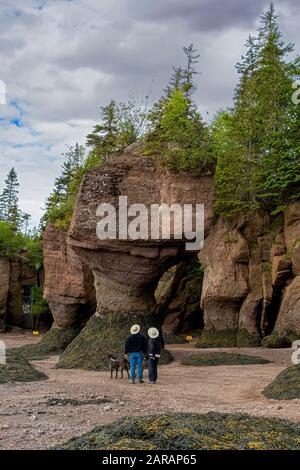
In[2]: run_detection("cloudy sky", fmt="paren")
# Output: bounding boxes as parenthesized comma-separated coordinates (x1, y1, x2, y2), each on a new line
(0, 0, 299, 226)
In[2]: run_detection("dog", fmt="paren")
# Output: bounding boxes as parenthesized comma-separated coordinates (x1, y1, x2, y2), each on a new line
(108, 354, 130, 379)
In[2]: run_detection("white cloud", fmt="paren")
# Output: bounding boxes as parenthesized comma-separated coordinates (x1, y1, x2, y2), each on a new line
(0, 0, 299, 226)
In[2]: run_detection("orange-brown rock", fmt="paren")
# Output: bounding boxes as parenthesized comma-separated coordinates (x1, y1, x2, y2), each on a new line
(43, 224, 96, 329)
(0, 257, 10, 331)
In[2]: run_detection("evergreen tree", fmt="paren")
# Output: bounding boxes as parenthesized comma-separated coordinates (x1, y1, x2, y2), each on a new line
(86, 98, 147, 161)
(146, 44, 213, 174)
(214, 3, 300, 215)
(44, 144, 86, 228)
(0, 167, 21, 227)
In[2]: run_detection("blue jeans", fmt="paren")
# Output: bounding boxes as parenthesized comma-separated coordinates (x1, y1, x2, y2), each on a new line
(129, 352, 144, 382)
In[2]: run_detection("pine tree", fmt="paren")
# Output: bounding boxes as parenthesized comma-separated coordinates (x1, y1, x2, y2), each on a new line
(86, 98, 146, 161)
(0, 167, 21, 227)
(146, 44, 213, 174)
(44, 144, 86, 228)
(214, 3, 300, 215)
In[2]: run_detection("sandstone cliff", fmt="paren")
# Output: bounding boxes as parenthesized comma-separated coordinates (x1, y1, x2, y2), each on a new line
(58, 147, 214, 369)
(18, 147, 299, 364)
(197, 203, 300, 347)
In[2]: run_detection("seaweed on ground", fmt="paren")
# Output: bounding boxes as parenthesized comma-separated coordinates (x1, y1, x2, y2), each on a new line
(56, 412, 300, 450)
(10, 326, 80, 360)
(0, 351, 47, 384)
(58, 311, 173, 370)
(164, 334, 188, 344)
(195, 329, 237, 348)
(46, 397, 112, 406)
(263, 364, 300, 400)
(181, 352, 270, 367)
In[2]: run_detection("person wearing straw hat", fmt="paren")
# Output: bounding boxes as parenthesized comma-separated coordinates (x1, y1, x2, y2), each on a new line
(147, 327, 162, 384)
(124, 324, 147, 384)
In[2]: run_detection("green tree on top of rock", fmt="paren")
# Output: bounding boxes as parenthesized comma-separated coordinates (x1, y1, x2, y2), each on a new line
(145, 44, 214, 174)
(86, 98, 148, 161)
(44, 143, 87, 228)
(214, 3, 300, 216)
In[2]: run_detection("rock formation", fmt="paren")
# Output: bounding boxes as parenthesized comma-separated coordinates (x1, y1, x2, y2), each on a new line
(262, 203, 300, 346)
(58, 147, 214, 369)
(197, 203, 300, 348)
(12, 146, 299, 361)
(156, 258, 203, 335)
(0, 257, 10, 332)
(0, 256, 43, 331)
(30, 224, 96, 354)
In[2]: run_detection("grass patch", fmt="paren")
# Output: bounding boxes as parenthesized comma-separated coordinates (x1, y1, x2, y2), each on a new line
(263, 365, 300, 400)
(0, 351, 47, 384)
(47, 397, 112, 407)
(56, 412, 300, 450)
(181, 352, 270, 367)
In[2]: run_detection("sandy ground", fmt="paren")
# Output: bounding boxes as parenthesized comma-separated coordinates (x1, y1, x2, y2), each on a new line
(0, 332, 298, 450)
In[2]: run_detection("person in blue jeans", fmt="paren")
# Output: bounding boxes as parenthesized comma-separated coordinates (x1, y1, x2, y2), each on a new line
(147, 327, 163, 384)
(124, 324, 147, 384)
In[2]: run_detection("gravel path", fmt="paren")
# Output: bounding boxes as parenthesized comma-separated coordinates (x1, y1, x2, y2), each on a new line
(0, 332, 298, 450)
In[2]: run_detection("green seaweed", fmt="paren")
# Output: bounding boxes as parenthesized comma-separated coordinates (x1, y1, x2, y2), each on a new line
(0, 351, 47, 384)
(56, 412, 300, 450)
(10, 325, 80, 360)
(236, 329, 262, 347)
(58, 310, 173, 370)
(263, 365, 300, 400)
(181, 352, 270, 366)
(195, 329, 237, 348)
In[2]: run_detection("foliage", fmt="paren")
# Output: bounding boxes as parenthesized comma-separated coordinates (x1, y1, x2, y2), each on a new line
(0, 221, 26, 257)
(214, 4, 300, 216)
(145, 46, 215, 174)
(57, 412, 300, 450)
(31, 285, 49, 317)
(24, 237, 43, 269)
(0, 167, 21, 228)
(44, 143, 87, 228)
(181, 352, 270, 366)
(86, 98, 148, 161)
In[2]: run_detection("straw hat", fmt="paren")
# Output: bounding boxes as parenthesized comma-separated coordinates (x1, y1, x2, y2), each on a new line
(148, 327, 159, 339)
(130, 324, 140, 335)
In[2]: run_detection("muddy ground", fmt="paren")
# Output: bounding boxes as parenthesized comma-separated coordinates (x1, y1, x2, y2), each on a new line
(0, 332, 298, 450)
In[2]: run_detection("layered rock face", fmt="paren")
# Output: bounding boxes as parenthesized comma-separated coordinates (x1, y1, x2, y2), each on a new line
(263, 203, 300, 346)
(197, 203, 300, 347)
(34, 224, 96, 353)
(0, 258, 10, 331)
(58, 148, 214, 368)
(0, 257, 42, 331)
(156, 259, 203, 335)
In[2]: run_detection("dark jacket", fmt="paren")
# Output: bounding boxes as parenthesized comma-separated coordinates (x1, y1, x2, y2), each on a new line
(125, 333, 148, 354)
(148, 337, 162, 356)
